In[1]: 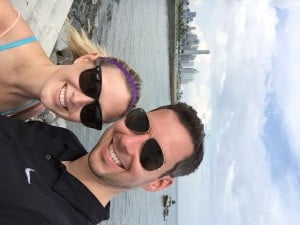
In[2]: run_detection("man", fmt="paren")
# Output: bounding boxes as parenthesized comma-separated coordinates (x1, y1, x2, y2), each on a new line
(0, 102, 205, 225)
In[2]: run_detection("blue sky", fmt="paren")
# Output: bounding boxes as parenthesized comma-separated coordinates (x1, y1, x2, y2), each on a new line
(178, 0, 300, 225)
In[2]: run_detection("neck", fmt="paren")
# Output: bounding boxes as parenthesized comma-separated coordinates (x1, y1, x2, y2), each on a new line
(0, 58, 60, 112)
(12, 63, 58, 99)
(62, 155, 119, 207)
(0, 57, 57, 100)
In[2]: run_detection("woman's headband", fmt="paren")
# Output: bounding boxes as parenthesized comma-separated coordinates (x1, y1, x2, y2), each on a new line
(100, 57, 138, 110)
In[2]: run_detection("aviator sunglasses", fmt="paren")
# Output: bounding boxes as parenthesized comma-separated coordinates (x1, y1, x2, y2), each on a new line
(125, 108, 165, 171)
(79, 60, 103, 130)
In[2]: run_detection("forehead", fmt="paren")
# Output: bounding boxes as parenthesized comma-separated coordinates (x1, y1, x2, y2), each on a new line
(100, 67, 130, 120)
(147, 109, 193, 167)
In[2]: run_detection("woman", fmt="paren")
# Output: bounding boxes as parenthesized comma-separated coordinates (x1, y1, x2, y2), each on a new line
(0, 0, 141, 130)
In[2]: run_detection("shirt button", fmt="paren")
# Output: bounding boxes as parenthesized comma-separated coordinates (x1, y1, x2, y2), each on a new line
(45, 154, 52, 160)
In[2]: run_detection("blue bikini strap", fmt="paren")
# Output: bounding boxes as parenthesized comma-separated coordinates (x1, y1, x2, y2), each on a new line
(0, 36, 38, 51)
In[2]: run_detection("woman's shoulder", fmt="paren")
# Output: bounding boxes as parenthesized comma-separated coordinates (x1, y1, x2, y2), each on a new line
(0, 1, 35, 44)
(0, 1, 19, 36)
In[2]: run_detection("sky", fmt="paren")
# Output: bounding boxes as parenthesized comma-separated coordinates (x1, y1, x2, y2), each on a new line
(178, 0, 300, 225)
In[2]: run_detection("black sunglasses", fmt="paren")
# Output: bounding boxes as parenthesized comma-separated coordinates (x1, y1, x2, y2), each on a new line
(125, 108, 164, 171)
(79, 60, 103, 130)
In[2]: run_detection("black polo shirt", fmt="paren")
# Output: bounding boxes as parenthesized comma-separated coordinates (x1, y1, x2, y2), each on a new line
(0, 116, 110, 225)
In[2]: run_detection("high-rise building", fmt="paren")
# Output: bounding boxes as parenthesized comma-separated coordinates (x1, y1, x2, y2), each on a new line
(181, 67, 198, 74)
(181, 75, 194, 85)
(181, 61, 194, 68)
(181, 49, 210, 56)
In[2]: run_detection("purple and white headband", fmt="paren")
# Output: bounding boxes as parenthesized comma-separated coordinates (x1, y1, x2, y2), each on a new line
(101, 57, 138, 110)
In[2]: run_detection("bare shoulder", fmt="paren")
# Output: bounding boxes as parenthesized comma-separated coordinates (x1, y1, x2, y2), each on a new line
(0, 0, 34, 44)
(0, 0, 17, 28)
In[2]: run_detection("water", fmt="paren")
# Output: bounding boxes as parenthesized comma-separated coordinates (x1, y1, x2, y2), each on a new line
(66, 1, 177, 224)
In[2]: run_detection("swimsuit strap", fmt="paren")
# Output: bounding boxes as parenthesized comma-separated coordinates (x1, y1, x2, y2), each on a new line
(9, 101, 46, 121)
(0, 99, 40, 116)
(0, 10, 20, 38)
(0, 99, 46, 121)
(0, 36, 38, 51)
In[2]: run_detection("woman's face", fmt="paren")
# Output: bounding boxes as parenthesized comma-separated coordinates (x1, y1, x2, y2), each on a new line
(40, 61, 130, 126)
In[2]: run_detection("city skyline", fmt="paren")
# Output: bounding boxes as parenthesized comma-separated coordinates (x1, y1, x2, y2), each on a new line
(178, 1, 300, 225)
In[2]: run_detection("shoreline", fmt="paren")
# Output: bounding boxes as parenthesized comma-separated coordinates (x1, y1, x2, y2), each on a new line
(167, 0, 179, 104)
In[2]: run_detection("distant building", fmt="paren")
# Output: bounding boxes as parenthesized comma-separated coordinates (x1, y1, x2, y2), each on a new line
(184, 11, 196, 18)
(176, 1, 210, 87)
(180, 55, 195, 62)
(181, 36, 200, 48)
(181, 67, 198, 74)
(181, 76, 194, 85)
(181, 61, 194, 68)
(181, 45, 199, 51)
(181, 33, 199, 49)
(181, 49, 210, 56)
(186, 26, 196, 32)
(180, 67, 198, 84)
(182, 0, 190, 5)
(182, 33, 198, 42)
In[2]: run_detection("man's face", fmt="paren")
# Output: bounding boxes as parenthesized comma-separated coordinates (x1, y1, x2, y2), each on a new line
(88, 109, 193, 192)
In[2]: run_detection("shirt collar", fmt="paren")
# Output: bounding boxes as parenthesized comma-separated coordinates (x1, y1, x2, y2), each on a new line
(53, 164, 110, 223)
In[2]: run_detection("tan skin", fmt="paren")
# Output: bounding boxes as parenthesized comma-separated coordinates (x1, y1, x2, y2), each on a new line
(0, 0, 130, 123)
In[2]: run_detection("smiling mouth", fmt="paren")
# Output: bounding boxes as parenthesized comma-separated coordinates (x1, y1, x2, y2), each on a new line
(109, 144, 124, 168)
(59, 84, 67, 110)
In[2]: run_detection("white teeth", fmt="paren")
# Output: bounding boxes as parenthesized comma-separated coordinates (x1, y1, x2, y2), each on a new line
(59, 85, 67, 108)
(109, 145, 123, 167)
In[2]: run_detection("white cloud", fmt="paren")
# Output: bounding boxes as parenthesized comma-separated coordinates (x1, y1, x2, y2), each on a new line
(273, 5, 300, 160)
(273, 0, 300, 8)
(189, 0, 205, 9)
(178, 0, 300, 225)
(183, 81, 212, 125)
(181, 54, 212, 126)
(188, 20, 211, 51)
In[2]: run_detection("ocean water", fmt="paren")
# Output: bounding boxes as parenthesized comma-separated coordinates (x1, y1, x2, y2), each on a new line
(66, 0, 177, 225)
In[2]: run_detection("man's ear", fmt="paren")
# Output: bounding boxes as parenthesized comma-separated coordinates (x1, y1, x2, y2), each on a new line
(143, 176, 173, 192)
(73, 53, 100, 64)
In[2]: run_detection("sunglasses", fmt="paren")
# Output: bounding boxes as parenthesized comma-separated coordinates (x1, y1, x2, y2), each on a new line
(125, 108, 165, 171)
(79, 60, 103, 130)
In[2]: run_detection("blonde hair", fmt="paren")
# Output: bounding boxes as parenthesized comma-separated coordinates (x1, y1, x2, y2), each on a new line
(66, 21, 107, 58)
(66, 22, 142, 115)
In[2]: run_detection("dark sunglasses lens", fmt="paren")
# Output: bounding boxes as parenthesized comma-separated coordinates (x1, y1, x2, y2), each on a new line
(80, 103, 102, 130)
(125, 108, 149, 133)
(79, 67, 101, 98)
(140, 138, 164, 171)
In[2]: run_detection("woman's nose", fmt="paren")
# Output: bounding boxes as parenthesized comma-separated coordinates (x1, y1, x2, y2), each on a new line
(70, 90, 95, 108)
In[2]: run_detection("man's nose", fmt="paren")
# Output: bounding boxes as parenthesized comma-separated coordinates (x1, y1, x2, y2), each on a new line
(121, 132, 151, 155)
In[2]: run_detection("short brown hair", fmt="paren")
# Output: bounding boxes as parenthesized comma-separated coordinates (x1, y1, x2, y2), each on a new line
(152, 102, 205, 178)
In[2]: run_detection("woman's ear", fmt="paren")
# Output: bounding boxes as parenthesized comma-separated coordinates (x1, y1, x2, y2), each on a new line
(143, 176, 173, 192)
(73, 53, 100, 64)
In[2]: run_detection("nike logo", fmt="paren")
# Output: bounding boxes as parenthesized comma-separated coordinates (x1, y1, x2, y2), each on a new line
(25, 168, 35, 184)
